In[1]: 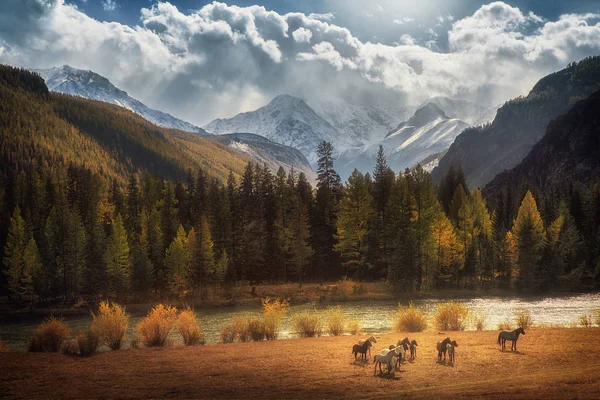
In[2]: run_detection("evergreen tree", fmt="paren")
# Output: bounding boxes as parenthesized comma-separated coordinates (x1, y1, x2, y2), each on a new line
(104, 214, 131, 299)
(3, 206, 26, 297)
(160, 181, 179, 251)
(316, 141, 341, 194)
(371, 147, 395, 276)
(431, 205, 462, 289)
(22, 238, 43, 299)
(190, 217, 215, 298)
(512, 191, 545, 291)
(165, 225, 189, 298)
(289, 199, 313, 286)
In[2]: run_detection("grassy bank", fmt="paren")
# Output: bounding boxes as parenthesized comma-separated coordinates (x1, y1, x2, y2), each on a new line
(1, 328, 599, 399)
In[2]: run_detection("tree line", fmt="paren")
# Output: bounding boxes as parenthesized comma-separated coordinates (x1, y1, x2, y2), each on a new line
(2, 141, 599, 304)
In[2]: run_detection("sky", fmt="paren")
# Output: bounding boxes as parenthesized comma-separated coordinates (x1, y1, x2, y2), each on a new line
(1, 0, 600, 125)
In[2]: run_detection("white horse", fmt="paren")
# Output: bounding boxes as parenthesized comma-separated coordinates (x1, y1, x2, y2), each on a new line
(358, 335, 377, 358)
(374, 346, 401, 375)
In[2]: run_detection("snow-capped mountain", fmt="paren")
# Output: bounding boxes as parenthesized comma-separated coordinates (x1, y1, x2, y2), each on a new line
(209, 133, 316, 183)
(307, 97, 413, 145)
(335, 103, 470, 179)
(204, 95, 361, 165)
(420, 96, 497, 126)
(35, 65, 206, 134)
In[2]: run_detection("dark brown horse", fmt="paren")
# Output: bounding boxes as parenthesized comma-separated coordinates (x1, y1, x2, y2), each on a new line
(498, 327, 525, 351)
(410, 339, 418, 359)
(352, 340, 372, 360)
(437, 337, 451, 362)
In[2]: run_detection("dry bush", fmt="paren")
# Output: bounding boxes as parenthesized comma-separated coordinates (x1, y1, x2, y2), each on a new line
(347, 319, 361, 335)
(247, 315, 266, 341)
(435, 302, 470, 331)
(0, 338, 9, 352)
(498, 320, 512, 330)
(62, 339, 79, 355)
(136, 304, 178, 347)
(77, 328, 100, 357)
(91, 301, 129, 350)
(28, 316, 70, 353)
(292, 310, 322, 337)
(220, 323, 236, 343)
(178, 307, 204, 346)
(325, 306, 346, 336)
(514, 310, 533, 329)
(579, 314, 593, 327)
(130, 337, 140, 349)
(394, 302, 428, 332)
(262, 297, 289, 340)
(473, 314, 486, 331)
(594, 310, 600, 327)
(231, 315, 250, 342)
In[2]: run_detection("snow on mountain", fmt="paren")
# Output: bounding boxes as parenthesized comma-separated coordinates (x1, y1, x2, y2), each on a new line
(204, 95, 361, 165)
(209, 133, 316, 183)
(35, 65, 206, 134)
(421, 96, 496, 126)
(307, 97, 413, 145)
(335, 103, 470, 179)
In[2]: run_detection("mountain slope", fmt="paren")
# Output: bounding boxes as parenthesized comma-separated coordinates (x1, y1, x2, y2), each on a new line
(484, 89, 600, 197)
(420, 96, 496, 126)
(204, 95, 361, 165)
(35, 65, 206, 134)
(433, 56, 600, 188)
(335, 103, 469, 178)
(0, 65, 249, 183)
(208, 133, 316, 182)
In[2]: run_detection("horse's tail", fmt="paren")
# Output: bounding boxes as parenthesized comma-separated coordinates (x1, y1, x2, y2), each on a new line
(497, 332, 502, 345)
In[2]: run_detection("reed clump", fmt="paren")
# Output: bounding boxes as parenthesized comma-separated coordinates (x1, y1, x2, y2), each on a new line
(77, 328, 100, 356)
(178, 307, 204, 346)
(325, 306, 346, 336)
(435, 302, 470, 331)
(262, 297, 289, 340)
(28, 316, 71, 353)
(292, 309, 323, 337)
(394, 302, 428, 332)
(91, 301, 129, 350)
(514, 310, 533, 329)
(136, 304, 178, 347)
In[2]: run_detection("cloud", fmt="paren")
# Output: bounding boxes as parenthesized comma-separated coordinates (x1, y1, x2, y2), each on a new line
(101, 0, 117, 12)
(393, 16, 414, 25)
(1, 1, 600, 125)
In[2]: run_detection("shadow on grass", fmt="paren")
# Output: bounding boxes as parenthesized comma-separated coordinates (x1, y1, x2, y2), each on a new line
(350, 359, 370, 367)
(374, 372, 402, 380)
(498, 349, 525, 355)
(436, 360, 455, 367)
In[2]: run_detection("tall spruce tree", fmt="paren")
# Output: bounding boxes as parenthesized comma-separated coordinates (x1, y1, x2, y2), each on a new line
(512, 191, 545, 291)
(104, 214, 131, 299)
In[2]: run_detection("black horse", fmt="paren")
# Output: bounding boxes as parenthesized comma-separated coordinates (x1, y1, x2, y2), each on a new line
(437, 337, 451, 362)
(498, 327, 525, 351)
(352, 340, 372, 360)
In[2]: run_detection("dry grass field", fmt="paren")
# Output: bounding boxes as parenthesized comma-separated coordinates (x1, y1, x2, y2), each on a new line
(1, 328, 599, 399)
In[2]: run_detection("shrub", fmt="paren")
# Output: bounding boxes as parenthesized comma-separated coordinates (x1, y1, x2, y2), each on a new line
(178, 307, 204, 346)
(28, 316, 70, 353)
(579, 314, 593, 327)
(347, 319, 361, 335)
(136, 304, 178, 347)
(91, 301, 129, 350)
(247, 315, 266, 341)
(292, 310, 322, 337)
(325, 306, 346, 336)
(262, 297, 289, 340)
(594, 309, 600, 327)
(0, 338, 9, 352)
(220, 323, 236, 343)
(62, 339, 79, 355)
(130, 337, 140, 349)
(514, 310, 533, 329)
(435, 302, 470, 331)
(394, 302, 427, 332)
(473, 314, 486, 331)
(77, 328, 100, 357)
(231, 315, 250, 342)
(498, 320, 511, 330)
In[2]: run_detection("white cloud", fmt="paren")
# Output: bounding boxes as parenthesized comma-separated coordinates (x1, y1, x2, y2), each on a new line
(308, 12, 335, 22)
(1, 1, 600, 124)
(393, 16, 414, 25)
(101, 0, 117, 12)
(292, 27, 312, 43)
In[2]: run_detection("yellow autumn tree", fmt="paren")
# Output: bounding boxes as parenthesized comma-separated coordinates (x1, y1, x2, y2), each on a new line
(431, 206, 462, 289)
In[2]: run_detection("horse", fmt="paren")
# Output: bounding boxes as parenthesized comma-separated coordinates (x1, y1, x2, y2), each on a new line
(386, 343, 407, 368)
(409, 340, 418, 359)
(498, 327, 525, 351)
(374, 346, 401, 375)
(352, 340, 372, 360)
(446, 340, 458, 363)
(437, 337, 451, 362)
(357, 335, 377, 358)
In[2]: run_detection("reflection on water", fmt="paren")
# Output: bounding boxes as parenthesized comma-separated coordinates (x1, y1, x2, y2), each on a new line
(1, 293, 599, 351)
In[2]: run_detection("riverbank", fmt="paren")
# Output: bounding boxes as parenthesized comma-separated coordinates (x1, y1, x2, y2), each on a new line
(1, 328, 599, 399)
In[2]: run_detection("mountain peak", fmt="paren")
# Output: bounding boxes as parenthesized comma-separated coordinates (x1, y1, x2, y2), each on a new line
(268, 94, 307, 108)
(410, 102, 448, 125)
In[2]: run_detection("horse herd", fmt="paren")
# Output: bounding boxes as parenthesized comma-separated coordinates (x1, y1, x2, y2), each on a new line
(351, 328, 526, 376)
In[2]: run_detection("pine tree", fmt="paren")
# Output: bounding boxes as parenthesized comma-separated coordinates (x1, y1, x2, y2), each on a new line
(289, 199, 313, 286)
(335, 169, 373, 278)
(371, 147, 395, 276)
(190, 217, 215, 298)
(431, 205, 462, 289)
(104, 214, 131, 299)
(3, 206, 26, 297)
(160, 181, 179, 251)
(165, 225, 190, 298)
(316, 141, 341, 194)
(22, 238, 43, 299)
(512, 191, 545, 291)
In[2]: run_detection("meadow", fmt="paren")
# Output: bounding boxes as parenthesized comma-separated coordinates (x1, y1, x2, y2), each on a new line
(1, 328, 599, 399)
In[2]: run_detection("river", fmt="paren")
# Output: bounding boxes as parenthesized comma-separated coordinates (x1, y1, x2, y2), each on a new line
(1, 293, 599, 351)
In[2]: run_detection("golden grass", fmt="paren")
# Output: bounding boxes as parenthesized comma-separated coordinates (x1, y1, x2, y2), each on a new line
(231, 315, 250, 342)
(136, 304, 178, 347)
(435, 302, 470, 331)
(514, 310, 533, 329)
(347, 319, 361, 335)
(325, 306, 346, 336)
(594, 309, 600, 327)
(497, 320, 512, 330)
(61, 339, 79, 356)
(28, 316, 71, 353)
(3, 328, 600, 399)
(91, 301, 129, 350)
(177, 307, 204, 346)
(220, 323, 236, 343)
(473, 314, 486, 331)
(77, 329, 100, 357)
(261, 297, 289, 340)
(394, 302, 428, 332)
(291, 309, 322, 337)
(579, 314, 593, 327)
